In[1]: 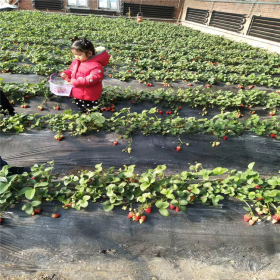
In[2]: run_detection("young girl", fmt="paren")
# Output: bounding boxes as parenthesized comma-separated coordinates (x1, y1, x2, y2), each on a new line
(60, 37, 110, 113)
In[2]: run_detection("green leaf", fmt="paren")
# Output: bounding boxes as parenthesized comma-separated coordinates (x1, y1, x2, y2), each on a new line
(83, 195, 91, 201)
(248, 162, 255, 170)
(201, 196, 208, 203)
(212, 167, 228, 175)
(17, 187, 31, 196)
(140, 181, 150, 191)
(159, 208, 169, 216)
(80, 200, 88, 208)
(31, 200, 41, 207)
(0, 182, 10, 194)
(103, 201, 114, 212)
(0, 177, 8, 183)
(179, 199, 188, 206)
(137, 196, 146, 202)
(22, 203, 33, 215)
(155, 201, 169, 209)
(179, 205, 187, 212)
(248, 192, 256, 200)
(34, 182, 49, 187)
(25, 188, 35, 200)
(170, 199, 179, 206)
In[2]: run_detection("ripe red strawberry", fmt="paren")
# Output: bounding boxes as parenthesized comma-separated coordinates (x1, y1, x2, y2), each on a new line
(170, 204, 175, 210)
(273, 214, 280, 221)
(254, 185, 261, 189)
(251, 111, 256, 114)
(159, 111, 162, 114)
(34, 209, 41, 214)
(270, 133, 275, 138)
(270, 113, 274, 116)
(257, 198, 263, 201)
(55, 107, 60, 110)
(127, 212, 134, 219)
(176, 146, 181, 152)
(0, 217, 2, 223)
(64, 203, 71, 207)
(243, 214, 251, 222)
(139, 216, 146, 224)
(188, 83, 192, 86)
(113, 141, 118, 146)
(144, 207, 152, 214)
(52, 213, 60, 218)
(175, 207, 180, 212)
(21, 104, 28, 108)
(223, 136, 227, 140)
(205, 84, 211, 88)
(238, 85, 244, 89)
(190, 196, 195, 201)
(130, 100, 133, 104)
(248, 85, 255, 89)
(240, 104, 244, 107)
(135, 213, 141, 221)
(169, 111, 172, 115)
(178, 106, 182, 110)
(57, 135, 64, 141)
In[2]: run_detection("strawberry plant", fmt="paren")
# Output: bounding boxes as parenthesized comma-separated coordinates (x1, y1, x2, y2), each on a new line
(1, 160, 280, 226)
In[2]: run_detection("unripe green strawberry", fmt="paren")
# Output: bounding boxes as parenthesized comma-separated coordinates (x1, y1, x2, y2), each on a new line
(249, 219, 255, 226)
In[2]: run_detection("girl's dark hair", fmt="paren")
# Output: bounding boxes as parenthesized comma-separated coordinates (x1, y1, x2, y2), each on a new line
(70, 37, 95, 56)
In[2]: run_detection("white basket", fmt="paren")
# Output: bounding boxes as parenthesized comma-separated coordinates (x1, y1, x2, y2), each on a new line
(49, 73, 73, 96)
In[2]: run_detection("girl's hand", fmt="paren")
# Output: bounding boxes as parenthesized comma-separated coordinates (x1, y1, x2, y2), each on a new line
(60, 73, 68, 79)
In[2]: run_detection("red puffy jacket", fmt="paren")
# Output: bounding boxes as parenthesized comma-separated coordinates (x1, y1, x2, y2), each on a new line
(61, 47, 110, 101)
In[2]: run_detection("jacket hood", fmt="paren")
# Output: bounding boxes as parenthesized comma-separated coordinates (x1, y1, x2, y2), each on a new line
(89, 46, 110, 66)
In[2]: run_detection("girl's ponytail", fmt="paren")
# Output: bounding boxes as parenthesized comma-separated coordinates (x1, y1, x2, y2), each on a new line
(70, 36, 80, 43)
(70, 37, 95, 56)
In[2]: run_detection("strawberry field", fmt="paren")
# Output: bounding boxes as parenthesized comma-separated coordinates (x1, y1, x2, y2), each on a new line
(1, 10, 280, 279)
